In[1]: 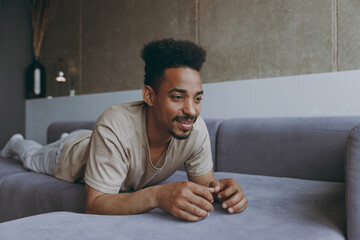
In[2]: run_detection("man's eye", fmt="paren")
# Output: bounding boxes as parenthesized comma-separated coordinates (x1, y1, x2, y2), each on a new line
(172, 96, 183, 100)
(196, 97, 203, 102)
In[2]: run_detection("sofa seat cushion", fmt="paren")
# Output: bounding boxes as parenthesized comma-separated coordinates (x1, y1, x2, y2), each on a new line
(0, 171, 345, 240)
(0, 157, 85, 223)
(0, 157, 27, 184)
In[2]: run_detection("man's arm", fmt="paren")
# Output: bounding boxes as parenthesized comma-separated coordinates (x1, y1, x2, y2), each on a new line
(188, 170, 248, 214)
(85, 184, 158, 215)
(85, 180, 215, 222)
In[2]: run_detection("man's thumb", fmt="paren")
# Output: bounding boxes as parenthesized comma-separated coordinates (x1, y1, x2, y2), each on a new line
(209, 180, 221, 193)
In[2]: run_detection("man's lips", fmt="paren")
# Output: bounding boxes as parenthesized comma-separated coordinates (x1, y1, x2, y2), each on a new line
(177, 119, 193, 130)
(174, 116, 196, 131)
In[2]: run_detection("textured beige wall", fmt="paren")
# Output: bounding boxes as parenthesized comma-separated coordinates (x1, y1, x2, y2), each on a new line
(41, 0, 358, 97)
(338, 0, 360, 71)
(199, 0, 334, 82)
(41, 0, 79, 97)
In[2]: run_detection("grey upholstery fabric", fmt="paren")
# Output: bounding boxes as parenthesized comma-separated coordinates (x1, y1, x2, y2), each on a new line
(1, 116, 358, 239)
(0, 157, 85, 222)
(0, 171, 345, 240)
(345, 124, 360, 240)
(204, 118, 223, 168)
(217, 116, 360, 182)
(47, 121, 96, 144)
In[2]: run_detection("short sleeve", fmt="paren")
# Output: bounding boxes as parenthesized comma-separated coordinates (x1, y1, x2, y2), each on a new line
(184, 118, 213, 177)
(84, 125, 129, 194)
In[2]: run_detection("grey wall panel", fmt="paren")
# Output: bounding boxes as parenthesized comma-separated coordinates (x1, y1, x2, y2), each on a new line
(26, 70, 360, 145)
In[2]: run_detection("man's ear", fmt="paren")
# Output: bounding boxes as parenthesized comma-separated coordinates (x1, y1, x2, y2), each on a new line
(143, 86, 156, 106)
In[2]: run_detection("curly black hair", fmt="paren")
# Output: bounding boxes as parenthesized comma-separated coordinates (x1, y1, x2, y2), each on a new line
(141, 38, 207, 92)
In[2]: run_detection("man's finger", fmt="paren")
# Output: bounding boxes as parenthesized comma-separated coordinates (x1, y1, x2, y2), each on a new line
(209, 180, 223, 193)
(218, 184, 242, 199)
(182, 201, 211, 218)
(226, 196, 248, 214)
(189, 194, 214, 213)
(174, 208, 203, 222)
(221, 191, 245, 209)
(191, 183, 214, 203)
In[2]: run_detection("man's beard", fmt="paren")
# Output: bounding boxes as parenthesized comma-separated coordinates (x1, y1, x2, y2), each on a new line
(169, 115, 197, 140)
(169, 128, 192, 140)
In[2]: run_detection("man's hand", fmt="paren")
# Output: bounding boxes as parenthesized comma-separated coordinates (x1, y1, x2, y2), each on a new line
(156, 181, 215, 222)
(210, 178, 247, 214)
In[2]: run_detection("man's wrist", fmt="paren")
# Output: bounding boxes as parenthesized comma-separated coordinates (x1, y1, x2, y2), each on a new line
(148, 185, 162, 209)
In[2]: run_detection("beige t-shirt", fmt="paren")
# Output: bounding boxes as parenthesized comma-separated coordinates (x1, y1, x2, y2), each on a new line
(54, 101, 213, 194)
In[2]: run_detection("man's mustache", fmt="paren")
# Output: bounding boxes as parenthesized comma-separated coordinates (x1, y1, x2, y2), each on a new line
(173, 115, 197, 122)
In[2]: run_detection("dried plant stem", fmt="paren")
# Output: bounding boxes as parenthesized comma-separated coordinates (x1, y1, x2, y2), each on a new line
(31, 0, 57, 58)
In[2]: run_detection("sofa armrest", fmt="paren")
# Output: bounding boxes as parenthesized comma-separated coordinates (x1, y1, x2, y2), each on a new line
(346, 124, 360, 240)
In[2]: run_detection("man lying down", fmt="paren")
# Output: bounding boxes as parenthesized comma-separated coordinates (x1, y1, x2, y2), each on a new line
(1, 38, 247, 222)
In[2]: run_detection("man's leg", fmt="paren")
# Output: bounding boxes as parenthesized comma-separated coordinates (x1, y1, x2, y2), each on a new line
(1, 134, 67, 175)
(0, 134, 24, 159)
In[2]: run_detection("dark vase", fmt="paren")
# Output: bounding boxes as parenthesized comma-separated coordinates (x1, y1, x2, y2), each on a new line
(26, 57, 46, 99)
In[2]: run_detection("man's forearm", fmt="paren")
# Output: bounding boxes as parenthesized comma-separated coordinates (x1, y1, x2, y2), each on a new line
(85, 184, 161, 215)
(85, 181, 215, 221)
(187, 170, 216, 186)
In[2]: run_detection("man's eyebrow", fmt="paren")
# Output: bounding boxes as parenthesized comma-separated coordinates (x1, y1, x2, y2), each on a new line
(168, 88, 187, 94)
(168, 88, 204, 95)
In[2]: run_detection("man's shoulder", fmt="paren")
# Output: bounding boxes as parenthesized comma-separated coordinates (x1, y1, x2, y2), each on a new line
(95, 101, 146, 133)
(98, 101, 145, 122)
(192, 116, 207, 134)
(106, 101, 145, 115)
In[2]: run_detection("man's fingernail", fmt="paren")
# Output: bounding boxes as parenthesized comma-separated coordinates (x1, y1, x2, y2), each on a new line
(228, 208, 234, 213)
(222, 203, 227, 208)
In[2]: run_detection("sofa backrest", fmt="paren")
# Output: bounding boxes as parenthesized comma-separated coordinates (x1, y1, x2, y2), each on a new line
(216, 116, 360, 182)
(203, 119, 224, 169)
(47, 121, 96, 144)
(48, 116, 360, 182)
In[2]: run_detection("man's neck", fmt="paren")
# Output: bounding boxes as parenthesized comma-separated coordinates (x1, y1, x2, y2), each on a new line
(145, 108, 172, 149)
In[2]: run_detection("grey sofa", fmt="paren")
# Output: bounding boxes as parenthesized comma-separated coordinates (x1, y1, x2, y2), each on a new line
(1, 116, 360, 240)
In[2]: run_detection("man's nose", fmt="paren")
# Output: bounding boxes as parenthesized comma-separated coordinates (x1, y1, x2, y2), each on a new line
(183, 99, 197, 116)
